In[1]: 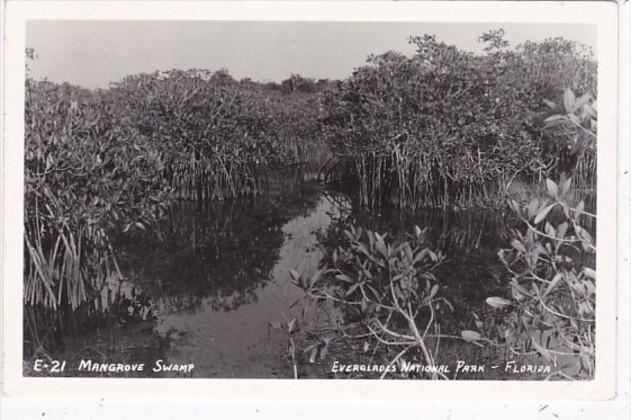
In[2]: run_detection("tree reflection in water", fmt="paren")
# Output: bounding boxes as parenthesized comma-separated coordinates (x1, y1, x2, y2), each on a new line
(116, 172, 323, 315)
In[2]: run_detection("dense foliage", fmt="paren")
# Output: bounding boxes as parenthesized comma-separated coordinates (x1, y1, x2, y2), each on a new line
(24, 65, 327, 349)
(24, 80, 171, 311)
(24, 29, 599, 379)
(108, 70, 325, 200)
(491, 176, 596, 379)
(289, 225, 449, 378)
(322, 31, 596, 210)
(291, 89, 598, 379)
(482, 92, 598, 379)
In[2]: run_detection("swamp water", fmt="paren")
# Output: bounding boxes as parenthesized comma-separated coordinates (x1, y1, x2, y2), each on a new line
(41, 166, 533, 379)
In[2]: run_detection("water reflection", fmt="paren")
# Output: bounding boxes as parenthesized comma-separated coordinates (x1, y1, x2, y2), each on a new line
(117, 175, 322, 313)
(103, 165, 520, 378)
(152, 194, 342, 377)
(107, 163, 345, 376)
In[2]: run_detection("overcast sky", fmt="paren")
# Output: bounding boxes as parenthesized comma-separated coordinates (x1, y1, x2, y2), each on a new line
(26, 21, 596, 89)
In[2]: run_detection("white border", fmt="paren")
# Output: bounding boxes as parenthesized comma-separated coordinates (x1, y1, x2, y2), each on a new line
(1, 0, 621, 404)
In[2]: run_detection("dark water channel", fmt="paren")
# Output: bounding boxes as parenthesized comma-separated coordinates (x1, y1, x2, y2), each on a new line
(68, 165, 515, 378)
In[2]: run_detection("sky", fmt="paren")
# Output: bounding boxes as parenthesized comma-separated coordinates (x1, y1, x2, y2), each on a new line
(26, 21, 597, 89)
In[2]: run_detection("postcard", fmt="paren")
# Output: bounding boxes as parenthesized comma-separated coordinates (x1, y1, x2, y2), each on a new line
(1, 0, 619, 401)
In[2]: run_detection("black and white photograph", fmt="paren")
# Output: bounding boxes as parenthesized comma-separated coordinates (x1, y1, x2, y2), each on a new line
(0, 1, 619, 405)
(18, 18, 604, 382)
(1, 2, 629, 420)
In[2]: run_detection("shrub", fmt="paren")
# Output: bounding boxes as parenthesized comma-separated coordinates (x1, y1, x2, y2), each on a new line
(108, 69, 324, 200)
(484, 93, 598, 379)
(23, 62, 327, 349)
(24, 80, 171, 311)
(485, 175, 596, 379)
(290, 225, 451, 378)
(322, 32, 596, 210)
